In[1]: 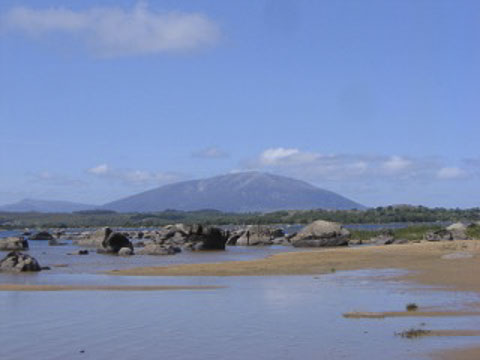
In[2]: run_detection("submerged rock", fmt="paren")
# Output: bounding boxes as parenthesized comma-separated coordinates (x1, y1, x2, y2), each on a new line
(291, 220, 350, 247)
(0, 251, 42, 272)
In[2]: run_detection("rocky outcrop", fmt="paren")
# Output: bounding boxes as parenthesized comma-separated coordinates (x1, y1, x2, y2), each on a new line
(445, 223, 470, 240)
(118, 247, 134, 256)
(0, 251, 42, 272)
(424, 223, 471, 242)
(234, 226, 286, 246)
(424, 229, 454, 241)
(30, 231, 54, 241)
(72, 228, 108, 247)
(291, 220, 350, 247)
(0, 237, 29, 251)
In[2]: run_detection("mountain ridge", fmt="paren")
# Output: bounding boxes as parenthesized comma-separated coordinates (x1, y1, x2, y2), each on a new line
(102, 172, 364, 213)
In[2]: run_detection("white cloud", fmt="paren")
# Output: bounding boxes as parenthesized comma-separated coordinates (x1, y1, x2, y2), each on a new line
(86, 164, 181, 186)
(192, 146, 228, 159)
(437, 167, 467, 180)
(1, 2, 220, 57)
(259, 147, 319, 166)
(245, 148, 469, 184)
(87, 164, 110, 175)
(382, 156, 412, 173)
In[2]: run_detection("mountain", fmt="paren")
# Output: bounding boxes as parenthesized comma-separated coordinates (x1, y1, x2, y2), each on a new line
(0, 199, 97, 213)
(103, 172, 364, 213)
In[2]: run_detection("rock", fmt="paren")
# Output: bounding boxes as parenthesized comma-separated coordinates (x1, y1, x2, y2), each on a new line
(183, 226, 227, 251)
(118, 247, 133, 256)
(424, 229, 453, 242)
(441, 252, 474, 260)
(236, 226, 286, 246)
(371, 232, 396, 245)
(0, 251, 42, 272)
(67, 249, 89, 255)
(72, 227, 109, 247)
(48, 238, 67, 246)
(30, 231, 54, 240)
(101, 229, 133, 254)
(446, 222, 470, 240)
(291, 220, 350, 247)
(0, 237, 29, 251)
(137, 243, 180, 255)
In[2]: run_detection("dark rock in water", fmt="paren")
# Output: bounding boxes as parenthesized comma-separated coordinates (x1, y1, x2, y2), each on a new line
(184, 225, 227, 251)
(0, 251, 42, 272)
(291, 220, 350, 247)
(30, 231, 54, 240)
(101, 228, 133, 254)
(67, 250, 89, 255)
(0, 237, 29, 251)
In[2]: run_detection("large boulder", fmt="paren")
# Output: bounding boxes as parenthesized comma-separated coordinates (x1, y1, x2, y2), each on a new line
(0, 251, 42, 272)
(446, 222, 470, 240)
(73, 228, 109, 247)
(30, 231, 54, 241)
(101, 228, 134, 254)
(291, 220, 350, 247)
(0, 237, 29, 251)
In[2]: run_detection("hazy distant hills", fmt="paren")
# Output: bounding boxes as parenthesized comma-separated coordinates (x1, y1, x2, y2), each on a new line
(0, 198, 97, 213)
(102, 172, 364, 213)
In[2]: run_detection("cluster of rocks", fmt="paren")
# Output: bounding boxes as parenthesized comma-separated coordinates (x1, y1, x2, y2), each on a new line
(0, 251, 43, 272)
(369, 231, 408, 245)
(137, 224, 228, 255)
(226, 225, 291, 246)
(424, 222, 471, 242)
(0, 236, 29, 251)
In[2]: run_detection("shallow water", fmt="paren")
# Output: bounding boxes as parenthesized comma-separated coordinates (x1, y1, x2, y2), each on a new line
(1, 270, 479, 360)
(1, 230, 479, 359)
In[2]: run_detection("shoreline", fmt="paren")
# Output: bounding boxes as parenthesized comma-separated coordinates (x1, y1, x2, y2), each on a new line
(109, 240, 480, 292)
(109, 240, 480, 360)
(0, 284, 223, 291)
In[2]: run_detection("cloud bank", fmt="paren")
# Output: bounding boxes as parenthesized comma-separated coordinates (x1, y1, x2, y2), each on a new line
(1, 2, 220, 57)
(245, 147, 470, 183)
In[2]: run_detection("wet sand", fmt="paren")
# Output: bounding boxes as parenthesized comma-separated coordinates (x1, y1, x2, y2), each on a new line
(0, 284, 223, 291)
(111, 240, 480, 292)
(433, 346, 480, 360)
(343, 310, 480, 319)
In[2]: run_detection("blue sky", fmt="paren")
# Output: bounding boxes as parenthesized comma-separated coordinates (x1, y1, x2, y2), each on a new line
(1, 0, 479, 208)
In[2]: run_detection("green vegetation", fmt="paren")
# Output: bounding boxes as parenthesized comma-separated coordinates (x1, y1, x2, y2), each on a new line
(0, 205, 479, 229)
(349, 225, 443, 242)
